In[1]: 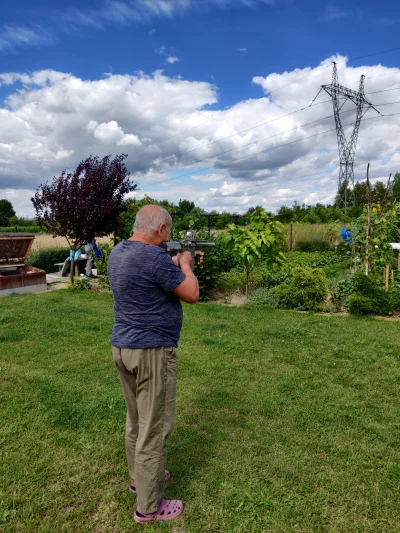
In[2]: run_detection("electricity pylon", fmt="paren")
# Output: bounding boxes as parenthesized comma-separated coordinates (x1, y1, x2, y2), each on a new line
(319, 62, 380, 212)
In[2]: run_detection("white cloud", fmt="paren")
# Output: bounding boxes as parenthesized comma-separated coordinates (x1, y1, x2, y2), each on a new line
(324, 6, 347, 21)
(237, 48, 247, 52)
(1, 57, 400, 215)
(156, 45, 180, 65)
(166, 56, 180, 64)
(0, 1, 277, 54)
(191, 173, 226, 182)
(0, 25, 51, 52)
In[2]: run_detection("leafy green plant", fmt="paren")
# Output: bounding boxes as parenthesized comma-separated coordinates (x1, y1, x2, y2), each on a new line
(347, 272, 399, 316)
(248, 287, 279, 309)
(0, 226, 41, 233)
(27, 247, 69, 273)
(329, 275, 356, 309)
(67, 277, 92, 291)
(94, 242, 113, 290)
(276, 268, 328, 310)
(225, 207, 286, 297)
(351, 201, 400, 275)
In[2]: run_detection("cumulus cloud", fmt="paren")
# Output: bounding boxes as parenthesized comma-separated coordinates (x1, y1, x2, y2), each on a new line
(1, 56, 400, 215)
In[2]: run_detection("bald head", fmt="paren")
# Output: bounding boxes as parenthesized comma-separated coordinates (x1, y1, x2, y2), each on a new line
(133, 204, 172, 238)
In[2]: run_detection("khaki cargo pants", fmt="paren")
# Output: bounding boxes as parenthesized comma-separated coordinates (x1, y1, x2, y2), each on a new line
(112, 346, 178, 513)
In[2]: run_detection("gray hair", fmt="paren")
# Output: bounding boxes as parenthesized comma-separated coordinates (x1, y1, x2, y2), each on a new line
(133, 205, 172, 236)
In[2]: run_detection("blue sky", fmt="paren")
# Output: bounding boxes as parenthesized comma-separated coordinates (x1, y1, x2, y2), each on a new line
(1, 0, 400, 215)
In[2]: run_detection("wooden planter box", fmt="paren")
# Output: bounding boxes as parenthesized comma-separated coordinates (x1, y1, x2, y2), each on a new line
(0, 233, 47, 296)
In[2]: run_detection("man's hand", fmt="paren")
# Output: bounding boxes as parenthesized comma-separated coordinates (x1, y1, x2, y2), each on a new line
(179, 251, 195, 270)
(194, 251, 204, 265)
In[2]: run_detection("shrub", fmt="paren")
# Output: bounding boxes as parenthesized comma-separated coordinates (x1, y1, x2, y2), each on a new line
(329, 275, 356, 308)
(296, 240, 332, 252)
(185, 232, 240, 299)
(248, 287, 279, 309)
(347, 273, 399, 316)
(94, 242, 113, 290)
(276, 268, 328, 310)
(0, 226, 41, 233)
(67, 277, 92, 291)
(27, 247, 69, 273)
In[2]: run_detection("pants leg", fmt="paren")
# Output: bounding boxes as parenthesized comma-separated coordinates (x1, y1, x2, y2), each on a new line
(85, 253, 93, 276)
(112, 347, 138, 482)
(112, 346, 178, 514)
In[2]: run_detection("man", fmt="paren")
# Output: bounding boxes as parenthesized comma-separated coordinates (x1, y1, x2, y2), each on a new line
(84, 238, 98, 279)
(108, 204, 200, 524)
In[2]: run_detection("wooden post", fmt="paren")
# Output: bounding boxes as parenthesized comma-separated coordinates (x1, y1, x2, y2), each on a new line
(365, 163, 371, 275)
(385, 264, 389, 291)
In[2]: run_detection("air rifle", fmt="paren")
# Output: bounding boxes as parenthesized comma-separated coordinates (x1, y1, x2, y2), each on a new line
(162, 231, 215, 261)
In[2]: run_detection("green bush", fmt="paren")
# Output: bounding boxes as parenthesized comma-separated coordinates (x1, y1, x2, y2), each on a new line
(0, 226, 41, 233)
(248, 287, 279, 309)
(296, 240, 332, 252)
(329, 275, 356, 308)
(276, 268, 328, 310)
(94, 242, 113, 290)
(186, 232, 240, 299)
(67, 277, 92, 291)
(347, 273, 399, 316)
(27, 247, 69, 273)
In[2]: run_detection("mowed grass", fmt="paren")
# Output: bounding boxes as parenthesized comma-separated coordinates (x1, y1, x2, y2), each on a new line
(1, 292, 400, 533)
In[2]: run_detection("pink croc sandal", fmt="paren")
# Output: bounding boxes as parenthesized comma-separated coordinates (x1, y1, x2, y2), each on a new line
(134, 498, 184, 523)
(129, 470, 171, 495)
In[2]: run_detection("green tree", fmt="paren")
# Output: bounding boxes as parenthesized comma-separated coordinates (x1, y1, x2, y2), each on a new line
(391, 173, 400, 203)
(225, 207, 286, 298)
(32, 154, 135, 282)
(0, 199, 16, 226)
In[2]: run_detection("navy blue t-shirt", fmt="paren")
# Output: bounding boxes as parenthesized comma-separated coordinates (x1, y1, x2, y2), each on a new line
(108, 240, 186, 348)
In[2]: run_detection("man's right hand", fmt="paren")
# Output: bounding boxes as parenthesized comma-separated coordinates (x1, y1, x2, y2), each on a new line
(178, 251, 194, 271)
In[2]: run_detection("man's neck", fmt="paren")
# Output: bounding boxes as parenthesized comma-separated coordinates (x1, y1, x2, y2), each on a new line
(129, 232, 160, 246)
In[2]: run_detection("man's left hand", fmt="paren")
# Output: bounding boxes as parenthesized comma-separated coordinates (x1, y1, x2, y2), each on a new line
(194, 251, 204, 265)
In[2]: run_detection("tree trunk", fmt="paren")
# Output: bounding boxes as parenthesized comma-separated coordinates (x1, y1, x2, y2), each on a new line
(70, 256, 75, 284)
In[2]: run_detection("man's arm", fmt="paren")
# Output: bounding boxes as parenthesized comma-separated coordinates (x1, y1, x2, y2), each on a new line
(172, 252, 199, 304)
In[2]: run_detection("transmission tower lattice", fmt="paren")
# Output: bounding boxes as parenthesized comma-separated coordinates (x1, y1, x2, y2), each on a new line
(320, 62, 380, 211)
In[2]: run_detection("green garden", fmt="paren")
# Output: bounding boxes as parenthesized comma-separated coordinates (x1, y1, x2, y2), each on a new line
(1, 159, 400, 531)
(1, 291, 400, 532)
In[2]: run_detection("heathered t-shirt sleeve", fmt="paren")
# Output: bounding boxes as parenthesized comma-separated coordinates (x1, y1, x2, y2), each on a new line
(152, 251, 186, 292)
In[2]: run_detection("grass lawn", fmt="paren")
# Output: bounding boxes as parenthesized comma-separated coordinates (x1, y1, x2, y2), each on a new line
(1, 291, 400, 532)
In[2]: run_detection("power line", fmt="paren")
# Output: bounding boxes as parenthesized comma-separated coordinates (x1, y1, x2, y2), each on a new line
(193, 129, 400, 204)
(141, 113, 400, 197)
(142, 106, 400, 188)
(212, 156, 400, 202)
(135, 87, 399, 177)
(149, 47, 400, 150)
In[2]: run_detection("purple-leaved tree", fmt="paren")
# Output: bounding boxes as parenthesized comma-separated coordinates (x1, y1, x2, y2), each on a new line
(32, 154, 136, 282)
